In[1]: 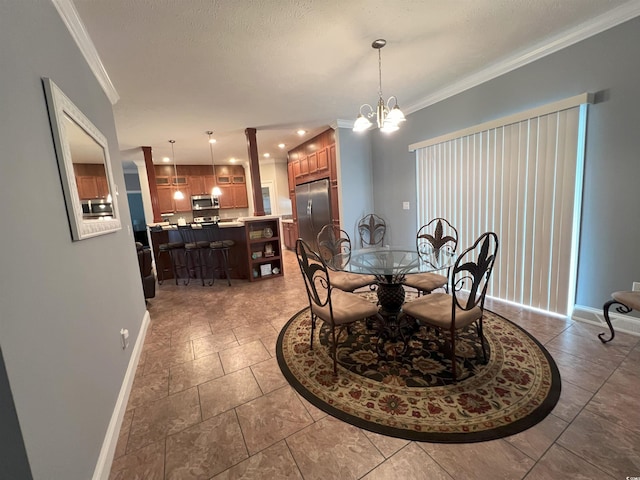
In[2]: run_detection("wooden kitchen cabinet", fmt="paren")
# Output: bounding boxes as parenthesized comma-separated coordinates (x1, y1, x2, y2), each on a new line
(308, 152, 317, 173)
(317, 147, 329, 172)
(174, 185, 192, 212)
(282, 221, 297, 250)
(157, 187, 175, 213)
(299, 155, 309, 176)
(218, 184, 248, 209)
(74, 163, 110, 200)
(203, 175, 217, 194)
(157, 185, 191, 213)
(188, 175, 206, 195)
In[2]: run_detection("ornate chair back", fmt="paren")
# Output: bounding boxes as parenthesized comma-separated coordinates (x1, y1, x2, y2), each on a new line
(451, 231, 499, 319)
(357, 214, 386, 247)
(317, 224, 352, 270)
(416, 218, 458, 269)
(296, 238, 332, 312)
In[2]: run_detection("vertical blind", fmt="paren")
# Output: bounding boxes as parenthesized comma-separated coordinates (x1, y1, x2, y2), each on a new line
(411, 97, 590, 315)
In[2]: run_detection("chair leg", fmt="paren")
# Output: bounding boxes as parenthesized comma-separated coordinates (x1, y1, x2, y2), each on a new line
(450, 329, 457, 381)
(477, 318, 487, 363)
(310, 312, 316, 351)
(170, 249, 181, 285)
(600, 299, 624, 343)
(220, 248, 232, 286)
(332, 325, 337, 374)
(183, 250, 193, 286)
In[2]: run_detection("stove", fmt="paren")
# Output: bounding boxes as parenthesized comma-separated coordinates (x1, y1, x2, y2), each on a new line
(193, 216, 219, 223)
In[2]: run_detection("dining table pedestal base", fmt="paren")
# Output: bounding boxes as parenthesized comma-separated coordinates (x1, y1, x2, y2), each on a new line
(371, 282, 415, 357)
(376, 282, 406, 314)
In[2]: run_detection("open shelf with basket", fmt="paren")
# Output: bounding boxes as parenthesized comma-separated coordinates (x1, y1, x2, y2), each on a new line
(244, 217, 283, 281)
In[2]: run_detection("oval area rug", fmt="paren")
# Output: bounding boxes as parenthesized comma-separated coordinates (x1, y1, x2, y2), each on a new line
(276, 295, 561, 443)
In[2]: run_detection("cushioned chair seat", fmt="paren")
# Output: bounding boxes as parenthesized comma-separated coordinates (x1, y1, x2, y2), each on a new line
(611, 291, 640, 310)
(328, 270, 377, 292)
(402, 292, 482, 330)
(403, 272, 447, 293)
(311, 288, 379, 326)
(210, 239, 235, 248)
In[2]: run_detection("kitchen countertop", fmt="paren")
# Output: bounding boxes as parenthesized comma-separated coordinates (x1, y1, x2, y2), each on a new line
(148, 221, 244, 230)
(148, 215, 287, 230)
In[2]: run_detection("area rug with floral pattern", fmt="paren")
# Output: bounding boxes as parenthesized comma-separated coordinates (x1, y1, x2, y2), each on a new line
(276, 293, 561, 443)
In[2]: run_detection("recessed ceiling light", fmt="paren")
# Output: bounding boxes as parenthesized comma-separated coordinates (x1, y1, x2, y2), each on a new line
(278, 143, 285, 149)
(229, 158, 236, 163)
(263, 153, 270, 158)
(297, 129, 306, 136)
(162, 157, 170, 162)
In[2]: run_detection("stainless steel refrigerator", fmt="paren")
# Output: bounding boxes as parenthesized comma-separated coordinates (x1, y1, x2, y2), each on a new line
(295, 179, 332, 251)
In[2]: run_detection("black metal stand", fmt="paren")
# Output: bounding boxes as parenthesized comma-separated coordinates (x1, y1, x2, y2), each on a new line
(600, 299, 628, 343)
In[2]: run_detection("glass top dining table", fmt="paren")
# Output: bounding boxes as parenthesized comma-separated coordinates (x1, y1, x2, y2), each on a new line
(339, 246, 455, 282)
(330, 246, 456, 316)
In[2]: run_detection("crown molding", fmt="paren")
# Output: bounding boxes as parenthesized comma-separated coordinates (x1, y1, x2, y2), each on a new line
(407, 0, 640, 114)
(334, 119, 354, 129)
(51, 0, 119, 105)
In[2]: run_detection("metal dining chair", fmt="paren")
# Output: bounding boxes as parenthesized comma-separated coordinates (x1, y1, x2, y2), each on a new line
(403, 217, 458, 296)
(296, 239, 381, 374)
(402, 232, 498, 381)
(316, 224, 377, 292)
(357, 214, 386, 247)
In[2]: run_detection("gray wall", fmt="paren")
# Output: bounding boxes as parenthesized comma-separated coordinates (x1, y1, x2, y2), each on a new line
(336, 127, 375, 240)
(370, 16, 640, 310)
(0, 2, 146, 479)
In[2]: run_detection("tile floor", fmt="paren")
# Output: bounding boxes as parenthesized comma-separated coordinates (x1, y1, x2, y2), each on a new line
(110, 249, 640, 480)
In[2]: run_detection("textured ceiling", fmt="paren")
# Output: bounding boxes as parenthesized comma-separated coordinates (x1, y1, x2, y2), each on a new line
(71, 0, 635, 165)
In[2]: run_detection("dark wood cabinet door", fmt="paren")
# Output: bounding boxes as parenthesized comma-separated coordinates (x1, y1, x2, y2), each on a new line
(189, 176, 205, 195)
(317, 148, 329, 172)
(157, 187, 175, 213)
(77, 176, 99, 199)
(174, 186, 192, 212)
(232, 184, 248, 208)
(299, 156, 309, 176)
(308, 152, 317, 173)
(203, 175, 216, 194)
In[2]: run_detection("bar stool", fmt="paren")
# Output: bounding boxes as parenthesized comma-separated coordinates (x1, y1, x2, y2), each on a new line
(178, 226, 209, 285)
(202, 223, 234, 286)
(156, 236, 184, 285)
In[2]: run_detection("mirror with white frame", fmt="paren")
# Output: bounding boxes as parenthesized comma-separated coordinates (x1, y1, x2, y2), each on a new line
(43, 78, 121, 240)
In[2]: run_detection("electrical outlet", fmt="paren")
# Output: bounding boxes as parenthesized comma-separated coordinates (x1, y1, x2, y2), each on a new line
(120, 328, 129, 349)
(402, 201, 410, 210)
(633, 282, 640, 292)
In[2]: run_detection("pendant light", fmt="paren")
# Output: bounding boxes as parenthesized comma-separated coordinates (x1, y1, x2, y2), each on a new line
(353, 39, 406, 134)
(169, 139, 184, 200)
(206, 131, 222, 201)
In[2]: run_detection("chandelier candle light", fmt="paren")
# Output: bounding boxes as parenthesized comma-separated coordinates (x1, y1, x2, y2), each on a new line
(353, 39, 406, 133)
(207, 131, 222, 204)
(169, 139, 184, 200)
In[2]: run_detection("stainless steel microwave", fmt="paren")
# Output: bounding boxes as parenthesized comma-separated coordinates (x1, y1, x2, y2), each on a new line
(191, 195, 219, 210)
(81, 199, 113, 218)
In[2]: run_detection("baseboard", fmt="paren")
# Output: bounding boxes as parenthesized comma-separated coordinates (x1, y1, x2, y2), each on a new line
(92, 309, 150, 480)
(572, 304, 640, 337)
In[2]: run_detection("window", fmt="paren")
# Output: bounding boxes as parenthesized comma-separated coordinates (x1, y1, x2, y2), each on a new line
(410, 94, 592, 315)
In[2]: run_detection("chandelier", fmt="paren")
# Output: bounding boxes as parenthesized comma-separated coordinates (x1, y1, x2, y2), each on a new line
(169, 140, 184, 200)
(353, 39, 406, 134)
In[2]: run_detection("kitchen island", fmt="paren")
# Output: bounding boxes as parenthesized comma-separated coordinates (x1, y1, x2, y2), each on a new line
(148, 216, 283, 283)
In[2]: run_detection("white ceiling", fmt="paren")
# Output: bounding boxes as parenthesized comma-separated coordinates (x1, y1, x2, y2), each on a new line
(70, 0, 638, 166)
